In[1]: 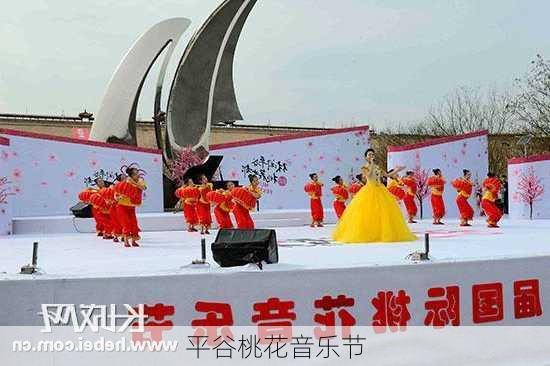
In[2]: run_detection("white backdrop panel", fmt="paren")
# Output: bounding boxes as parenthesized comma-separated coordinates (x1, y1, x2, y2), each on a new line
(387, 131, 489, 219)
(0, 137, 13, 235)
(508, 154, 550, 219)
(0, 129, 163, 217)
(211, 126, 370, 210)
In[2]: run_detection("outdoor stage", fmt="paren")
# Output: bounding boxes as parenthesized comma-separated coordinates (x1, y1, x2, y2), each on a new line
(1, 217, 550, 328)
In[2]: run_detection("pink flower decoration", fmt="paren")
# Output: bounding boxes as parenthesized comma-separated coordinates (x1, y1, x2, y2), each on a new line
(452, 158, 458, 165)
(32, 161, 39, 167)
(41, 181, 48, 186)
(48, 154, 57, 162)
(63, 189, 69, 195)
(229, 170, 238, 179)
(318, 155, 325, 161)
(65, 170, 77, 179)
(306, 141, 314, 148)
(12, 168, 22, 180)
(152, 157, 160, 164)
(89, 159, 98, 168)
(278, 176, 287, 187)
(1, 151, 9, 161)
(11, 151, 18, 157)
(334, 156, 341, 162)
(13, 186, 22, 194)
(319, 169, 325, 176)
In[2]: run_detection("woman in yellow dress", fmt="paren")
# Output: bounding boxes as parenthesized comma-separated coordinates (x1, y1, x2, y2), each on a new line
(332, 148, 417, 243)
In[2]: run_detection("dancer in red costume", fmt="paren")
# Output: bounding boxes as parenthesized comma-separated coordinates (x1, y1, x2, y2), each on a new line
(387, 171, 406, 201)
(401, 171, 418, 223)
(304, 173, 324, 227)
(348, 174, 365, 198)
(78, 186, 103, 236)
(196, 174, 213, 235)
(427, 168, 446, 225)
(90, 177, 113, 239)
(115, 167, 146, 247)
(232, 174, 261, 229)
(207, 182, 235, 229)
(102, 174, 124, 242)
(481, 172, 503, 228)
(330, 176, 348, 219)
(451, 169, 474, 226)
(175, 178, 200, 232)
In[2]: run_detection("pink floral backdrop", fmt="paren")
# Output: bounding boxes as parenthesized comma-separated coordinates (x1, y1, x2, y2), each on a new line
(508, 155, 550, 219)
(387, 132, 489, 219)
(211, 127, 370, 210)
(0, 137, 13, 234)
(0, 131, 163, 217)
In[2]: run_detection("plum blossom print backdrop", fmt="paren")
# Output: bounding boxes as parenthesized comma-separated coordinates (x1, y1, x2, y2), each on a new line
(508, 155, 549, 219)
(0, 130, 163, 217)
(387, 131, 489, 219)
(211, 126, 370, 210)
(0, 137, 13, 234)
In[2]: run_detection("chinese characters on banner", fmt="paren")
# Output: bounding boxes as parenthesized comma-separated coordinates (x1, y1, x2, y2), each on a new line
(130, 278, 543, 358)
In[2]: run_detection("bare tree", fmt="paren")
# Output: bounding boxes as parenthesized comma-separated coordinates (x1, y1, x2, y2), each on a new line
(511, 54, 550, 139)
(425, 86, 518, 135)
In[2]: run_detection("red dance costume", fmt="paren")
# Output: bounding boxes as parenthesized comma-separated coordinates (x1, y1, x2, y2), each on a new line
(481, 177, 503, 227)
(330, 184, 349, 219)
(348, 182, 364, 197)
(114, 178, 146, 243)
(451, 177, 474, 223)
(79, 188, 105, 235)
(304, 181, 324, 224)
(401, 176, 418, 218)
(197, 183, 213, 229)
(102, 184, 122, 238)
(427, 175, 446, 221)
(387, 178, 406, 201)
(231, 186, 259, 229)
(175, 185, 200, 230)
(206, 190, 234, 229)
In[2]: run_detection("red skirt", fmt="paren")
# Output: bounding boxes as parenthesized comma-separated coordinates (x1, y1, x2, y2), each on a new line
(310, 198, 324, 222)
(214, 206, 234, 229)
(196, 202, 212, 226)
(109, 205, 122, 236)
(403, 195, 417, 216)
(481, 199, 502, 225)
(333, 201, 346, 219)
(430, 195, 445, 219)
(233, 203, 254, 229)
(183, 203, 199, 226)
(117, 205, 139, 239)
(456, 195, 473, 221)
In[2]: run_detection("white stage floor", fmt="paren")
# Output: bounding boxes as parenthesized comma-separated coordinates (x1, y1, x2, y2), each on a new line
(1, 218, 549, 280)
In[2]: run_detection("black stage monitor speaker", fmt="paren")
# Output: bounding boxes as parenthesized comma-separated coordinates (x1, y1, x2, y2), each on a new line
(211, 229, 278, 268)
(70, 201, 93, 218)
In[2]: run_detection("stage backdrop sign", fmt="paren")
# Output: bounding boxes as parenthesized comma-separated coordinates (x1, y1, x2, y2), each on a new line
(387, 131, 489, 219)
(0, 137, 13, 235)
(508, 154, 550, 219)
(211, 126, 370, 210)
(0, 129, 163, 217)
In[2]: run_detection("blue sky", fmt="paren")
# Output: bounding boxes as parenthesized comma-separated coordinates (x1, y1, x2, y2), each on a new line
(0, 0, 549, 128)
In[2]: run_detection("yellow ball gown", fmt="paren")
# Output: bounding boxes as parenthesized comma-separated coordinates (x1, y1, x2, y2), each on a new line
(332, 163, 417, 243)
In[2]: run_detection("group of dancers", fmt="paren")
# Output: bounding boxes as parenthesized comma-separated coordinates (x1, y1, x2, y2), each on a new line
(304, 148, 504, 243)
(174, 174, 262, 234)
(78, 166, 147, 247)
(78, 148, 504, 246)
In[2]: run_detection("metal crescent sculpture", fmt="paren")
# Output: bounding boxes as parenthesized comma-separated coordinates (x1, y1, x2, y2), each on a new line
(165, 0, 258, 159)
(90, 17, 191, 145)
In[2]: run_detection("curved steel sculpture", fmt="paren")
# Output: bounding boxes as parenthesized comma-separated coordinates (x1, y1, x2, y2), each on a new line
(90, 18, 191, 145)
(165, 0, 257, 159)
